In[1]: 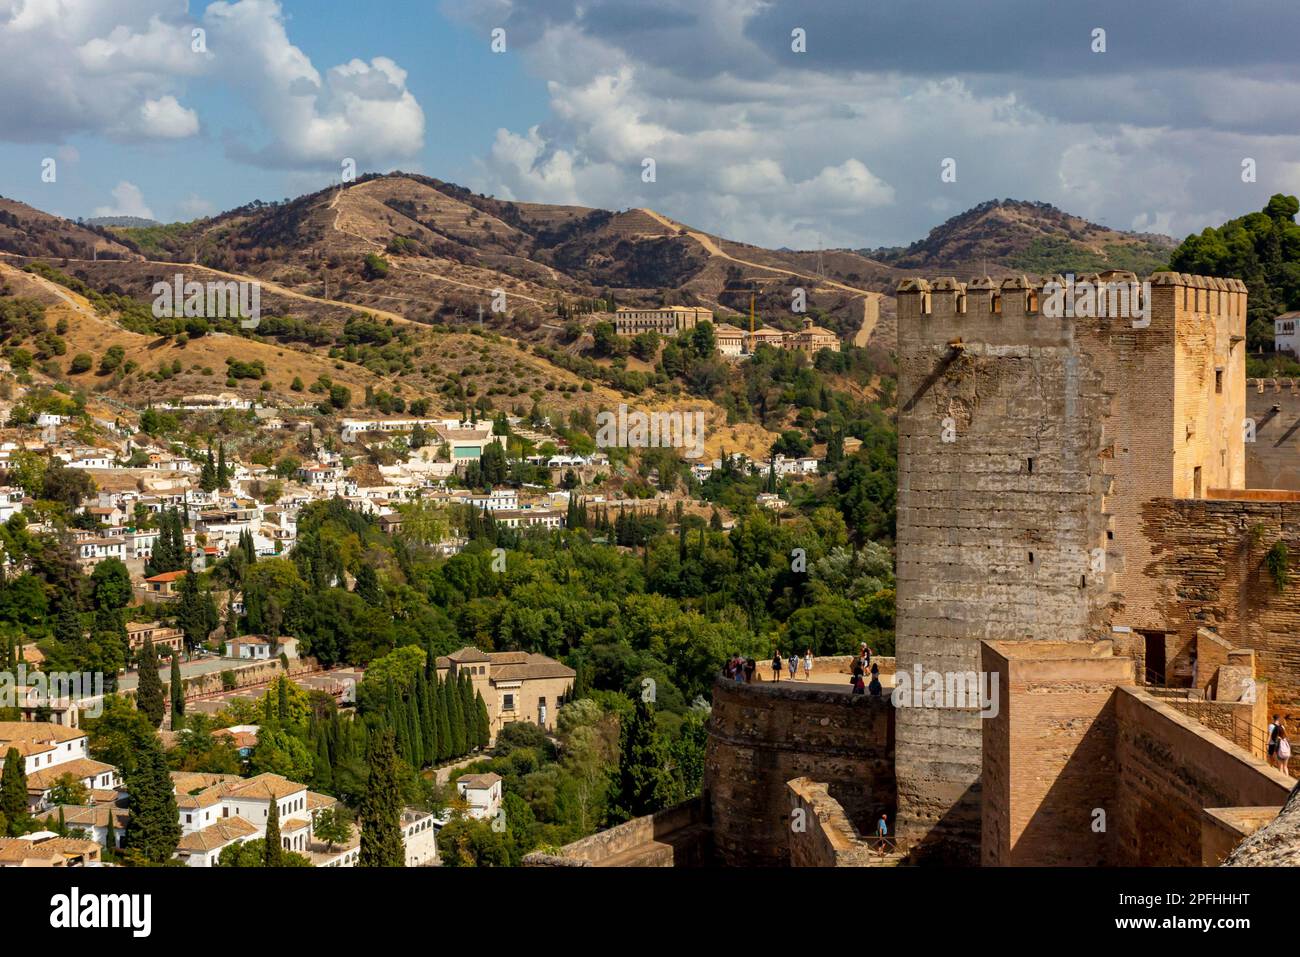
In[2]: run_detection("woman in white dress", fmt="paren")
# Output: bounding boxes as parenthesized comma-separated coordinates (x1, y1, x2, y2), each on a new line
(803, 649, 813, 681)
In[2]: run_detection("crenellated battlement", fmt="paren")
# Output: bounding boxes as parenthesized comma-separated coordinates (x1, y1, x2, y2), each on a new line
(1249, 377, 1300, 394)
(896, 271, 1248, 336)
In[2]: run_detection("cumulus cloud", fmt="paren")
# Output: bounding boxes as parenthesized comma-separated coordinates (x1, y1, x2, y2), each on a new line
(94, 181, 155, 219)
(446, 0, 1300, 247)
(0, 0, 424, 169)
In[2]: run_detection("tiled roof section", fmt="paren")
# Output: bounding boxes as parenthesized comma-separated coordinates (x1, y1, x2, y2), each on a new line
(26, 758, 116, 791)
(224, 773, 307, 801)
(0, 721, 87, 749)
(0, 835, 100, 864)
(307, 791, 339, 812)
(447, 647, 491, 663)
(37, 804, 129, 830)
(458, 772, 502, 790)
(490, 652, 576, 682)
(176, 816, 259, 852)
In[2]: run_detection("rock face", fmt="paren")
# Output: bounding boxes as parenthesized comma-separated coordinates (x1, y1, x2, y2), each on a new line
(1224, 781, 1300, 865)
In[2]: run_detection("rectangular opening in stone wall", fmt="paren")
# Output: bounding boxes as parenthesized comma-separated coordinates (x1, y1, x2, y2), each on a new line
(1027, 457, 1034, 474)
(1194, 466, 1202, 498)
(1216, 368, 1224, 394)
(1142, 631, 1166, 685)
(1028, 551, 1034, 564)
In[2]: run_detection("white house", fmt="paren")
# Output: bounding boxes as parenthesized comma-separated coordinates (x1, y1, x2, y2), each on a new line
(456, 772, 503, 821)
(1275, 311, 1300, 356)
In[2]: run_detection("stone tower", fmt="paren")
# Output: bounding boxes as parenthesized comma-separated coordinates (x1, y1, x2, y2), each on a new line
(893, 271, 1246, 862)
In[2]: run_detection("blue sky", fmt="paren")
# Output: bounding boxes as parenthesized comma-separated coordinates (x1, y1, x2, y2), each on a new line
(1, 0, 1298, 248)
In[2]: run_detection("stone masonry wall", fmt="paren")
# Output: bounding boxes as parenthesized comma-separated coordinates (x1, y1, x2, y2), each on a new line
(895, 272, 1245, 863)
(705, 677, 894, 867)
(1114, 687, 1291, 865)
(1141, 496, 1300, 720)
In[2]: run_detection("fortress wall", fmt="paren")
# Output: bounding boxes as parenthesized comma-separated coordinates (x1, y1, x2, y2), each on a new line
(894, 273, 1245, 862)
(1246, 378, 1300, 490)
(523, 798, 709, 867)
(981, 642, 1134, 866)
(704, 678, 894, 867)
(1113, 687, 1291, 866)
(786, 777, 883, 866)
(1141, 497, 1300, 718)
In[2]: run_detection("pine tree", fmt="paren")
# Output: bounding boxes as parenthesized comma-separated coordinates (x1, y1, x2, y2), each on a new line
(136, 637, 166, 728)
(358, 729, 404, 867)
(123, 735, 180, 863)
(169, 653, 185, 730)
(264, 796, 283, 867)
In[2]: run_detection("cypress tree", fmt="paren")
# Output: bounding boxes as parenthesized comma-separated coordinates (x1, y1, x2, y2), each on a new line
(1, 746, 28, 834)
(474, 690, 491, 749)
(407, 694, 424, 768)
(436, 676, 452, 759)
(169, 653, 185, 730)
(459, 674, 476, 751)
(447, 672, 467, 757)
(123, 735, 180, 863)
(104, 813, 117, 857)
(264, 796, 283, 867)
(277, 676, 290, 722)
(217, 442, 230, 490)
(358, 729, 404, 867)
(312, 734, 333, 791)
(608, 698, 670, 824)
(423, 670, 439, 764)
(136, 637, 166, 728)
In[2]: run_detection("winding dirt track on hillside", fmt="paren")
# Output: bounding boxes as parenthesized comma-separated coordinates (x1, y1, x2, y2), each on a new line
(0, 251, 415, 327)
(635, 207, 885, 344)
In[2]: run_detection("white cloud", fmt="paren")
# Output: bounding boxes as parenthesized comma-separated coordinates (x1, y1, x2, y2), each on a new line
(176, 193, 215, 219)
(0, 0, 424, 169)
(94, 181, 154, 219)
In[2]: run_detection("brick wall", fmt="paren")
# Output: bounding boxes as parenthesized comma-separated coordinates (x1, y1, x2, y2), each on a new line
(704, 677, 894, 866)
(981, 641, 1135, 866)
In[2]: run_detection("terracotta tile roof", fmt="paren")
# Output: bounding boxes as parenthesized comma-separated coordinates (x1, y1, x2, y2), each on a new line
(26, 758, 117, 791)
(458, 772, 502, 790)
(224, 773, 307, 801)
(143, 570, 188, 583)
(36, 804, 129, 830)
(489, 653, 576, 682)
(0, 835, 100, 864)
(176, 816, 259, 852)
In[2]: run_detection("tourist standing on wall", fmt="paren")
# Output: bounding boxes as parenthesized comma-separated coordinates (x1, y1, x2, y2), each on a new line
(1278, 726, 1292, 775)
(744, 657, 756, 684)
(772, 650, 783, 681)
(1269, 715, 1282, 767)
(788, 653, 798, 681)
(874, 813, 889, 852)
(803, 649, 813, 681)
